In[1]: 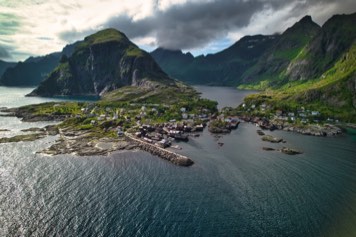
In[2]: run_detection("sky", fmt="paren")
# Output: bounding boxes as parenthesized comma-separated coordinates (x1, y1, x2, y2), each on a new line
(0, 0, 355, 61)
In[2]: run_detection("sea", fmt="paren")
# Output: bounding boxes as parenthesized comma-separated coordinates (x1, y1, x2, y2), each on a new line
(0, 86, 355, 237)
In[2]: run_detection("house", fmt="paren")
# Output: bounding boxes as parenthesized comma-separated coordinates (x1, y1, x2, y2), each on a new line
(180, 107, 186, 113)
(299, 113, 306, 118)
(195, 124, 204, 131)
(311, 111, 320, 116)
(288, 112, 295, 117)
(182, 113, 188, 119)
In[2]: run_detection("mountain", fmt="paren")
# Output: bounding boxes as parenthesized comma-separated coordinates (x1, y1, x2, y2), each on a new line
(28, 28, 179, 98)
(243, 13, 356, 122)
(0, 60, 16, 78)
(0, 43, 78, 87)
(152, 13, 356, 122)
(240, 15, 321, 86)
(151, 34, 277, 85)
(285, 13, 356, 81)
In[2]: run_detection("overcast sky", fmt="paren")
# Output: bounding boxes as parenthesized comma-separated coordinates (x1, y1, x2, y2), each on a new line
(0, 0, 355, 61)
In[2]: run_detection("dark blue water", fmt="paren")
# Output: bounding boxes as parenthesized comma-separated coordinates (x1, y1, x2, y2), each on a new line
(0, 87, 355, 236)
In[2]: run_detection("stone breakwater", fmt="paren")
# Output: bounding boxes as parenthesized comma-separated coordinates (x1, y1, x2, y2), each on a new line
(126, 133, 194, 167)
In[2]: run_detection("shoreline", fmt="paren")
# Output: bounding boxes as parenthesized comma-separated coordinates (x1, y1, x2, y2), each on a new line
(237, 115, 343, 137)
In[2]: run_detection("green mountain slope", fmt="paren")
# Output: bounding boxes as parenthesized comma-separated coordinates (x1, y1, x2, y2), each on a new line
(240, 15, 321, 88)
(244, 42, 356, 122)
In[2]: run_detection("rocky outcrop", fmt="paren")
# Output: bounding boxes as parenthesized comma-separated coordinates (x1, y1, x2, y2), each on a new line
(278, 147, 303, 155)
(261, 135, 284, 143)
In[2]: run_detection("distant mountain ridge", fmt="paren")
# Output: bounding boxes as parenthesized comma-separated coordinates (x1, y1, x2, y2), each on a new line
(151, 34, 277, 85)
(28, 28, 176, 97)
(0, 42, 79, 87)
(0, 60, 16, 78)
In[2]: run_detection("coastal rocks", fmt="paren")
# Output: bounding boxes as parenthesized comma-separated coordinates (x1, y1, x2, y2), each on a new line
(208, 119, 239, 134)
(208, 126, 231, 134)
(262, 146, 302, 155)
(21, 127, 44, 132)
(278, 147, 303, 155)
(262, 147, 275, 151)
(240, 115, 343, 137)
(257, 130, 265, 136)
(208, 123, 231, 134)
(0, 133, 46, 143)
(0, 129, 10, 132)
(40, 134, 135, 157)
(2, 107, 67, 122)
(261, 135, 284, 143)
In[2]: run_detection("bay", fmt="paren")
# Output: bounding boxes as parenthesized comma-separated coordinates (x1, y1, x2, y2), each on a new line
(0, 86, 355, 237)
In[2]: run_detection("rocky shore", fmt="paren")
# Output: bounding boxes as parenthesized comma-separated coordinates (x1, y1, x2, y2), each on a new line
(0, 106, 196, 166)
(0, 107, 67, 122)
(239, 116, 342, 136)
(39, 128, 137, 157)
(262, 147, 303, 155)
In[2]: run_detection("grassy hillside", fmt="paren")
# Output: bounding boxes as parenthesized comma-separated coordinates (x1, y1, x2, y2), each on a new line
(243, 43, 356, 122)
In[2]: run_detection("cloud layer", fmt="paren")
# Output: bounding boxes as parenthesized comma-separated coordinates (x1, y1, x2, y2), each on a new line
(0, 0, 355, 61)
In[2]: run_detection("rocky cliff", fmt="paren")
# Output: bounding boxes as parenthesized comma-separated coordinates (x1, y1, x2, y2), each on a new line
(29, 29, 173, 97)
(241, 15, 321, 85)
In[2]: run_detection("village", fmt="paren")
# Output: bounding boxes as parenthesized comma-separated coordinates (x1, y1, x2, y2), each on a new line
(75, 100, 240, 151)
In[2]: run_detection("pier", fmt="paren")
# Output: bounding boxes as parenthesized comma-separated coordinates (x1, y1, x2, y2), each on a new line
(125, 133, 194, 167)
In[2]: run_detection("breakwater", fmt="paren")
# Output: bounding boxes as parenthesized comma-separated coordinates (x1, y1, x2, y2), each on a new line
(125, 133, 194, 167)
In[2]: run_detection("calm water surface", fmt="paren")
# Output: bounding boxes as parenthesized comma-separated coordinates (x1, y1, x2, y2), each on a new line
(0, 86, 355, 236)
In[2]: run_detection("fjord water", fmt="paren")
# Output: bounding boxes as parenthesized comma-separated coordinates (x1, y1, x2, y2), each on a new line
(0, 87, 355, 236)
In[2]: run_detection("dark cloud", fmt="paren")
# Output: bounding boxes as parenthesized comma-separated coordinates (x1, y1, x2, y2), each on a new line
(58, 0, 356, 50)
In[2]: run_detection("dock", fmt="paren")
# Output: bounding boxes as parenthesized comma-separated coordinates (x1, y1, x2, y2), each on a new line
(125, 133, 194, 167)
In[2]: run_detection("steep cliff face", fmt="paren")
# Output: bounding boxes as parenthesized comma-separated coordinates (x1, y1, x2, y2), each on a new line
(241, 15, 321, 85)
(29, 29, 172, 97)
(286, 13, 356, 81)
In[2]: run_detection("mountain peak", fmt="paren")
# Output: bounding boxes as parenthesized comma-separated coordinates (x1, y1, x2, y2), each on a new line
(281, 14, 321, 39)
(299, 15, 313, 24)
(83, 28, 130, 46)
(29, 29, 172, 97)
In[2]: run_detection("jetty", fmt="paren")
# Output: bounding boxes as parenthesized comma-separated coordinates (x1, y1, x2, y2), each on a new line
(125, 133, 194, 167)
